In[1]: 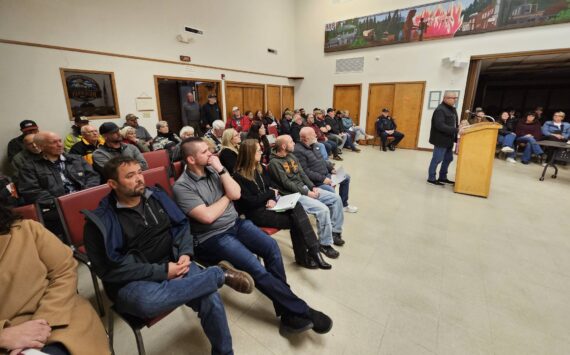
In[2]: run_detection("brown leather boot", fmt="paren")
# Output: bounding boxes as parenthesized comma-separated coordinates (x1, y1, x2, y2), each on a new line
(218, 260, 254, 294)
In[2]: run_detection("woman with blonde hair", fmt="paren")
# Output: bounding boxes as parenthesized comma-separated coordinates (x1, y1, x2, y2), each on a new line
(219, 128, 240, 172)
(234, 139, 331, 269)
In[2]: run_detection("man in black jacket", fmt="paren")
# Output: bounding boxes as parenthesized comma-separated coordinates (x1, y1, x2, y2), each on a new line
(7, 119, 39, 162)
(325, 109, 360, 152)
(427, 92, 460, 186)
(201, 94, 222, 132)
(84, 156, 254, 355)
(376, 108, 404, 151)
(294, 127, 357, 213)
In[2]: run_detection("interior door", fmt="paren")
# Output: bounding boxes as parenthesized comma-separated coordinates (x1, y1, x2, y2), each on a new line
(282, 86, 295, 114)
(243, 87, 264, 114)
(333, 84, 362, 125)
(391, 82, 425, 149)
(267, 85, 281, 117)
(366, 84, 395, 135)
(225, 85, 244, 121)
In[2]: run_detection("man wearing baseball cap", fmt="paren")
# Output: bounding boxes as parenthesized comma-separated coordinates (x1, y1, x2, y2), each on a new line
(123, 113, 153, 147)
(7, 120, 39, 162)
(201, 93, 222, 131)
(92, 122, 148, 176)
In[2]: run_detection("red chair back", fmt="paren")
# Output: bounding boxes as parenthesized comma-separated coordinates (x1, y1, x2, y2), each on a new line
(172, 161, 184, 180)
(142, 150, 170, 170)
(142, 166, 173, 197)
(56, 184, 111, 249)
(267, 125, 279, 136)
(13, 203, 42, 223)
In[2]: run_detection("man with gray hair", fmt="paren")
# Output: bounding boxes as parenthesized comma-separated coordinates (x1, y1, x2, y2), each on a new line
(182, 92, 202, 136)
(204, 120, 225, 153)
(11, 133, 41, 183)
(69, 124, 104, 165)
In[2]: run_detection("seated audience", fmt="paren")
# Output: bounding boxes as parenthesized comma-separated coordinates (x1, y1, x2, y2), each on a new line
(253, 110, 264, 123)
(541, 111, 569, 162)
(315, 110, 344, 156)
(152, 120, 181, 151)
(326, 109, 360, 152)
(307, 113, 340, 161)
(226, 106, 251, 133)
(341, 110, 372, 142)
(233, 139, 331, 269)
(219, 128, 240, 173)
(269, 135, 346, 251)
(64, 116, 89, 152)
(7, 119, 39, 162)
(295, 127, 358, 213)
(246, 121, 271, 165)
(535, 106, 545, 124)
(173, 137, 333, 334)
(0, 199, 110, 355)
(300, 108, 307, 119)
(11, 133, 41, 182)
(84, 157, 253, 355)
(376, 108, 405, 151)
(69, 125, 105, 165)
(120, 126, 150, 153)
(263, 110, 279, 129)
(200, 94, 222, 132)
(469, 109, 487, 124)
(204, 119, 225, 153)
(93, 122, 148, 175)
(290, 113, 305, 143)
(515, 112, 545, 165)
(171, 126, 196, 162)
(123, 113, 153, 148)
(497, 111, 517, 163)
(280, 111, 293, 135)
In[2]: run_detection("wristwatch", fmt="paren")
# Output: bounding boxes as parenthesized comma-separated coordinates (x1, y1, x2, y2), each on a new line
(218, 167, 227, 175)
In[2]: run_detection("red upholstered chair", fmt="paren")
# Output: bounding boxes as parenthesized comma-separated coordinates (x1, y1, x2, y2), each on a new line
(171, 160, 184, 184)
(260, 227, 280, 236)
(142, 149, 171, 170)
(56, 184, 111, 316)
(141, 166, 173, 197)
(267, 125, 279, 137)
(13, 203, 43, 224)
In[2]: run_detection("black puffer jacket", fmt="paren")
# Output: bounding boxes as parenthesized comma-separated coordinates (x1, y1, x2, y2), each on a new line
(429, 103, 458, 148)
(498, 117, 517, 135)
(293, 142, 332, 185)
(18, 153, 100, 204)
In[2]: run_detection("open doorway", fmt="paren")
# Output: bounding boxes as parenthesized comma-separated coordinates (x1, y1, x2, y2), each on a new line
(462, 49, 570, 123)
(154, 76, 222, 136)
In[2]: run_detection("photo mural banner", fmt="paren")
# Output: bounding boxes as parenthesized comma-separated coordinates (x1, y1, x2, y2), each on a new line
(324, 0, 570, 52)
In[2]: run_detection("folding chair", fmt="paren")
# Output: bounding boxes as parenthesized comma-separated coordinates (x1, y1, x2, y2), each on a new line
(141, 166, 173, 197)
(56, 184, 111, 317)
(13, 202, 44, 224)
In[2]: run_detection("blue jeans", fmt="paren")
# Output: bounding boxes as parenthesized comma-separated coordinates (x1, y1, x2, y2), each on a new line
(323, 140, 337, 156)
(319, 174, 351, 207)
(316, 142, 328, 160)
(298, 188, 343, 242)
(428, 146, 453, 181)
(195, 219, 309, 317)
(498, 133, 516, 158)
(115, 263, 232, 355)
(516, 136, 544, 163)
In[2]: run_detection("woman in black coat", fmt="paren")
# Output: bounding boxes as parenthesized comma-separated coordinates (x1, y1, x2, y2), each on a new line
(246, 121, 271, 165)
(233, 139, 331, 269)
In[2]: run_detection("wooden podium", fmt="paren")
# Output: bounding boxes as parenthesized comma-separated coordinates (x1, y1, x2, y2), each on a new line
(454, 122, 502, 198)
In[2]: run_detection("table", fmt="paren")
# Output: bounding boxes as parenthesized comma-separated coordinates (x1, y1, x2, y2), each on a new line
(537, 140, 570, 181)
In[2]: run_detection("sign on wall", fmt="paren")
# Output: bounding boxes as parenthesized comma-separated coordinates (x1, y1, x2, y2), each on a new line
(324, 0, 570, 52)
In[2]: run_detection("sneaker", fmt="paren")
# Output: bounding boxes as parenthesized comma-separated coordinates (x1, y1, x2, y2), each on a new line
(332, 155, 343, 161)
(332, 232, 345, 246)
(352, 147, 361, 153)
(501, 146, 515, 153)
(343, 205, 358, 213)
(218, 261, 254, 294)
(388, 144, 396, 151)
(427, 179, 444, 186)
(280, 314, 314, 334)
(438, 178, 455, 184)
(319, 245, 339, 259)
(306, 308, 333, 334)
(366, 135, 374, 140)
(506, 157, 517, 164)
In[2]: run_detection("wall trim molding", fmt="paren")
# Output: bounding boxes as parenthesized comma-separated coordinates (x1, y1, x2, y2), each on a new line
(0, 38, 303, 80)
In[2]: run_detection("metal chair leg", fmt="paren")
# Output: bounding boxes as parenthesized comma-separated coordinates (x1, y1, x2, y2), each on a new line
(133, 328, 146, 355)
(107, 310, 115, 355)
(89, 268, 106, 317)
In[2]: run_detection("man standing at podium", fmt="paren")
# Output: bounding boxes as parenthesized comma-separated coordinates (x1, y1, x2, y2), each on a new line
(427, 92, 459, 186)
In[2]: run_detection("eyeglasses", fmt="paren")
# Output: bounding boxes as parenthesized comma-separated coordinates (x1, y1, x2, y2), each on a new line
(445, 97, 458, 100)
(255, 150, 262, 154)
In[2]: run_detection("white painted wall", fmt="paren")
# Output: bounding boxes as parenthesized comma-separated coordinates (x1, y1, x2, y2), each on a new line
(0, 0, 295, 170)
(293, 0, 570, 148)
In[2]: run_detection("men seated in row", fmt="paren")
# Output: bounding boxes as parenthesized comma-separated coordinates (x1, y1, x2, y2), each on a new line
(171, 125, 196, 162)
(295, 127, 358, 213)
(204, 119, 225, 153)
(93, 122, 148, 175)
(68, 124, 104, 165)
(63, 116, 90, 152)
(341, 110, 373, 143)
(233, 139, 331, 269)
(376, 108, 405, 151)
(325, 108, 360, 152)
(11, 132, 41, 183)
(123, 113, 153, 149)
(7, 119, 39, 162)
(1, 197, 110, 355)
(226, 106, 251, 133)
(84, 156, 254, 354)
(173, 137, 333, 334)
(306, 113, 341, 161)
(269, 135, 346, 254)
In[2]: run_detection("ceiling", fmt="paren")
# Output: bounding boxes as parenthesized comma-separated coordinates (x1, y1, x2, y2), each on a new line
(480, 52, 570, 79)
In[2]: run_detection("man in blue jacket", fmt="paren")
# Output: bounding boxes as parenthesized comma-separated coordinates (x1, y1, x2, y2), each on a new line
(376, 108, 405, 151)
(541, 111, 569, 162)
(84, 156, 254, 355)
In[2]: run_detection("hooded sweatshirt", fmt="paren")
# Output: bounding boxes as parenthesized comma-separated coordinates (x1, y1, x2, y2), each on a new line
(268, 151, 314, 196)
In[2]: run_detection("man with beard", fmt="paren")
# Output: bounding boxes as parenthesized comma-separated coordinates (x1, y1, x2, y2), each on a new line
(93, 122, 148, 176)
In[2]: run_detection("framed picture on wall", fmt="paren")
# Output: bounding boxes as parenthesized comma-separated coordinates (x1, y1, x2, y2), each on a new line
(428, 91, 441, 109)
(445, 90, 461, 108)
(60, 68, 120, 120)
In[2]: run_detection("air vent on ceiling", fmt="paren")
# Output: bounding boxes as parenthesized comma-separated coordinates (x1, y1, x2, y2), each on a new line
(335, 57, 364, 73)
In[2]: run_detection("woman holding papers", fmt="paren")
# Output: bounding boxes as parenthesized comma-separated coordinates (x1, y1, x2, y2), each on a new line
(233, 139, 331, 270)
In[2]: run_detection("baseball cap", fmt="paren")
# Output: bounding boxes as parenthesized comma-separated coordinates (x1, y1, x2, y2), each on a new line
(382, 108, 390, 113)
(232, 106, 239, 112)
(74, 116, 89, 124)
(99, 122, 120, 135)
(125, 113, 139, 121)
(20, 120, 38, 132)
(208, 94, 217, 99)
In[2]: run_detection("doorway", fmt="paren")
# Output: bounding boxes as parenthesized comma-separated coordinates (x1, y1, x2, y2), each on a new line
(154, 76, 221, 136)
(333, 84, 362, 125)
(366, 82, 425, 149)
(225, 82, 265, 120)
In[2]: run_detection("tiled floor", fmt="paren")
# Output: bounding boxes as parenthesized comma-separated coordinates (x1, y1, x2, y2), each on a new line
(78, 146, 570, 354)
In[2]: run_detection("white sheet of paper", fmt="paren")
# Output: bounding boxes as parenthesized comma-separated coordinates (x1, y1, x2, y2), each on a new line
(331, 166, 346, 186)
(22, 349, 50, 355)
(268, 193, 301, 212)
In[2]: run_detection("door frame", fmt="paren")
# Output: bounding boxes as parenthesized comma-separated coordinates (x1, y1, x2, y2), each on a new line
(367, 81, 426, 149)
(154, 75, 222, 122)
(333, 83, 362, 125)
